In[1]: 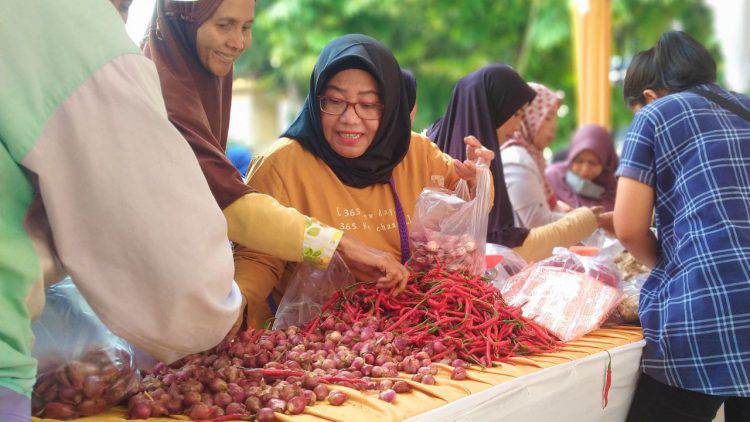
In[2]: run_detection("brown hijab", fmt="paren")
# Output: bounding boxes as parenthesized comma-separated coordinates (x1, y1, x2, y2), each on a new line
(142, 0, 251, 209)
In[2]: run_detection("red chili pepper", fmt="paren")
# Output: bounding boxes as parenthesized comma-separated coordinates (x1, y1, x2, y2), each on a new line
(467, 315, 499, 331)
(249, 328, 265, 344)
(431, 345, 457, 361)
(426, 298, 446, 309)
(304, 316, 320, 337)
(602, 351, 612, 409)
(308, 265, 559, 365)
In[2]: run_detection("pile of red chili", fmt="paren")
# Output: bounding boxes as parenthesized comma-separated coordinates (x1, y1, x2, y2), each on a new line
(307, 264, 560, 367)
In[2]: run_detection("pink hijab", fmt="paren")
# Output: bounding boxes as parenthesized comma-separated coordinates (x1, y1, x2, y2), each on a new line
(545, 124, 618, 211)
(502, 83, 561, 209)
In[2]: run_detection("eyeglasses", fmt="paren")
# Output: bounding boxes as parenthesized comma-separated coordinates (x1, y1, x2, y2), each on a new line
(317, 96, 384, 120)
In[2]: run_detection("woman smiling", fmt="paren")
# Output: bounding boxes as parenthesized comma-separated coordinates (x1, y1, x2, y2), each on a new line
(233, 34, 494, 327)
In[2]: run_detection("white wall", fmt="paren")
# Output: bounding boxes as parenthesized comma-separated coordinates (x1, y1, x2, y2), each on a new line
(707, 0, 750, 93)
(229, 80, 302, 153)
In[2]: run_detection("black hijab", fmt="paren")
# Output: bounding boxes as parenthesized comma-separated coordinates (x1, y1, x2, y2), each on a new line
(401, 69, 417, 112)
(282, 34, 411, 188)
(427, 64, 536, 247)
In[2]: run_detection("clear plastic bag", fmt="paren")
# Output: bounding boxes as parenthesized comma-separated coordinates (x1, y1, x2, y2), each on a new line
(613, 250, 650, 282)
(272, 252, 354, 330)
(31, 278, 140, 419)
(616, 274, 646, 324)
(580, 229, 624, 264)
(485, 243, 528, 290)
(545, 247, 621, 288)
(409, 163, 491, 275)
(500, 248, 624, 341)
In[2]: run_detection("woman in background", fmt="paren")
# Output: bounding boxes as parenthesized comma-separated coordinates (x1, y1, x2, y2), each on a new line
(501, 83, 578, 229)
(429, 66, 605, 261)
(546, 124, 618, 211)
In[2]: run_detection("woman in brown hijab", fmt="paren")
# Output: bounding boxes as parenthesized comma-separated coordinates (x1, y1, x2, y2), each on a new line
(143, 0, 408, 289)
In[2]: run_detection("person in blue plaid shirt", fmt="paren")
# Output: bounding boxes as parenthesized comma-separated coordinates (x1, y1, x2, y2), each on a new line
(615, 31, 750, 421)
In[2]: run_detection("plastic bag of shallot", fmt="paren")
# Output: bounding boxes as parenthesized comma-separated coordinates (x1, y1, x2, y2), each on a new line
(409, 162, 491, 276)
(31, 278, 140, 419)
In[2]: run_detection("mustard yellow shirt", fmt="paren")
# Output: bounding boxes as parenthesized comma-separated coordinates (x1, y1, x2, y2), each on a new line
(234, 133, 461, 326)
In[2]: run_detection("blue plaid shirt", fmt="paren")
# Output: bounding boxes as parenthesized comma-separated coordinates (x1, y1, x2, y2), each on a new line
(617, 84, 750, 397)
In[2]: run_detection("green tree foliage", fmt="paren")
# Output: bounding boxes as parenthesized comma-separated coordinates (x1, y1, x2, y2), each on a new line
(236, 0, 717, 150)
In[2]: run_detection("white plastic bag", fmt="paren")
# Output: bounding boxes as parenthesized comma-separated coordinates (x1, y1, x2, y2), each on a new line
(272, 253, 354, 330)
(500, 248, 624, 341)
(409, 163, 491, 275)
(31, 278, 140, 419)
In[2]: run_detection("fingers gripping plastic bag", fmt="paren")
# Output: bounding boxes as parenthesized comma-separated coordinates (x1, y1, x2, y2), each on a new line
(31, 278, 140, 419)
(409, 163, 492, 276)
(273, 252, 354, 330)
(500, 248, 624, 341)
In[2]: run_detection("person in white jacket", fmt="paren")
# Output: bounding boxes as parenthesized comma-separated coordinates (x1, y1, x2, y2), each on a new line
(501, 83, 591, 229)
(0, 2, 244, 419)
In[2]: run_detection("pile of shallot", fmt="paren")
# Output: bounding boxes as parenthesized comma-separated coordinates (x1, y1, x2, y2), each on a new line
(128, 321, 433, 420)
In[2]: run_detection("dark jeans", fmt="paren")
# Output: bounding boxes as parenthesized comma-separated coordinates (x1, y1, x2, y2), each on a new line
(0, 386, 30, 422)
(627, 373, 750, 422)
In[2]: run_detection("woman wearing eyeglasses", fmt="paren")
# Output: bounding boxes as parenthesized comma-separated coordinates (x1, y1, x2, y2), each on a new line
(233, 34, 494, 327)
(144, 1, 409, 324)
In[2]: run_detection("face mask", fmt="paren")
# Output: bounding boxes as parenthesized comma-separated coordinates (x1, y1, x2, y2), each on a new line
(565, 170, 605, 199)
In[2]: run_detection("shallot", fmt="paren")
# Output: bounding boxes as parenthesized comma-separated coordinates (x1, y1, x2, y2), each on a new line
(327, 390, 348, 406)
(451, 367, 467, 381)
(378, 389, 397, 403)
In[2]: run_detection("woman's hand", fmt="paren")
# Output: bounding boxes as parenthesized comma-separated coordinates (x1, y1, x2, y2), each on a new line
(454, 136, 495, 191)
(597, 211, 615, 236)
(337, 234, 410, 293)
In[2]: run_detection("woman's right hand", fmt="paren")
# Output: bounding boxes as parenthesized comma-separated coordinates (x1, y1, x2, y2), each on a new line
(336, 234, 410, 293)
(454, 136, 494, 193)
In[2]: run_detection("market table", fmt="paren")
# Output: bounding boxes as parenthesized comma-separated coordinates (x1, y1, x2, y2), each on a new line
(36, 326, 644, 422)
